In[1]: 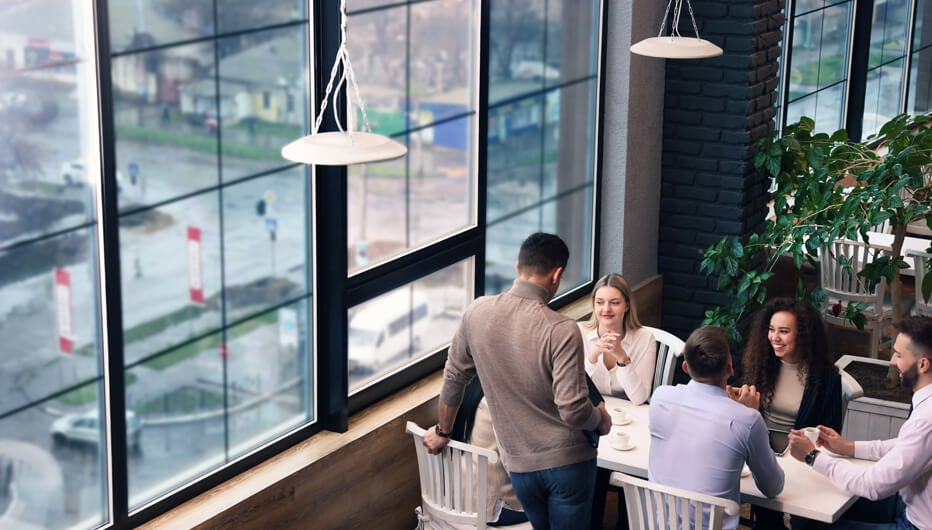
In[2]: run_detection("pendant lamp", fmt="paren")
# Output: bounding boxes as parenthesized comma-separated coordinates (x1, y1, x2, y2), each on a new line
(630, 0, 723, 59)
(282, 0, 407, 166)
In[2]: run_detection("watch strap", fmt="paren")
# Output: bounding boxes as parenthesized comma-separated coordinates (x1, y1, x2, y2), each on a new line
(434, 424, 451, 438)
(805, 449, 820, 466)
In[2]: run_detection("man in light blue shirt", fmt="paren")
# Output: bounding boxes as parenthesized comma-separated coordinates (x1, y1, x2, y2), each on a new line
(649, 326, 785, 530)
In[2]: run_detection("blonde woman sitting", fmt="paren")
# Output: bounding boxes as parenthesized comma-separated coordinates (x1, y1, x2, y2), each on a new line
(578, 273, 656, 405)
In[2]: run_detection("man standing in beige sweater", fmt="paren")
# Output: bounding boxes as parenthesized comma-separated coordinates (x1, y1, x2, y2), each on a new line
(424, 232, 611, 529)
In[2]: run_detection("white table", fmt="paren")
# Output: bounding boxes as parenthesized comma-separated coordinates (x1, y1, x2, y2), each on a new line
(597, 397, 873, 523)
(865, 232, 932, 276)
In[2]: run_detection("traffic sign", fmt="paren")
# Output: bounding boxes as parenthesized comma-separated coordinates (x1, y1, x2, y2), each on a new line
(265, 218, 278, 233)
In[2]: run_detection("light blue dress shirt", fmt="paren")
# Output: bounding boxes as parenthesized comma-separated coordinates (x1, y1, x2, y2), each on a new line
(649, 380, 785, 530)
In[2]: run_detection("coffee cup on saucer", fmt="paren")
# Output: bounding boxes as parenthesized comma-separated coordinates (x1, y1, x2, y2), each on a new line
(609, 407, 629, 425)
(610, 429, 632, 450)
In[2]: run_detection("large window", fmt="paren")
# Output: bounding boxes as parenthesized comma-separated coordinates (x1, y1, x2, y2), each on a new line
(0, 0, 605, 528)
(779, 0, 932, 137)
(485, 0, 601, 295)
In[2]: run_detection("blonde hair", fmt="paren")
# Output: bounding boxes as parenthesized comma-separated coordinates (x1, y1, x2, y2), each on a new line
(584, 273, 642, 332)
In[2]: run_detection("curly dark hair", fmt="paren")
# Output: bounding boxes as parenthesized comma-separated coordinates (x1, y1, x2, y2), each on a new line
(743, 298, 836, 411)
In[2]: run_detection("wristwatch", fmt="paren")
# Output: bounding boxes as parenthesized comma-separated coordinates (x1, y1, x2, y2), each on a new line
(434, 424, 451, 438)
(805, 449, 820, 466)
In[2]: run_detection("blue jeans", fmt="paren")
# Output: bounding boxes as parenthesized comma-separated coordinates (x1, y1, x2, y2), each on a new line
(509, 458, 596, 530)
(832, 495, 917, 530)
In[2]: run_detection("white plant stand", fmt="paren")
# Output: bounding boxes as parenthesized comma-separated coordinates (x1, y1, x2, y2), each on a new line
(836, 355, 910, 441)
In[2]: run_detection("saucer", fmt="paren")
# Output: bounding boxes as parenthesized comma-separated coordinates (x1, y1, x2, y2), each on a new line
(611, 442, 635, 451)
(612, 417, 632, 426)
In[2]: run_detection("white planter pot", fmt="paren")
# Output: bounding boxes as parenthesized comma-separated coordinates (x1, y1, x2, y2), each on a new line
(836, 355, 910, 441)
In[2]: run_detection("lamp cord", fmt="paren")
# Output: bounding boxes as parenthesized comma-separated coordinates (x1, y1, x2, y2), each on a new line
(312, 0, 373, 136)
(656, 0, 704, 40)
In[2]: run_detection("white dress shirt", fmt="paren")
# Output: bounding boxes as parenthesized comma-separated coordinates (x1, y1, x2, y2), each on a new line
(578, 324, 656, 404)
(650, 381, 785, 530)
(813, 384, 932, 528)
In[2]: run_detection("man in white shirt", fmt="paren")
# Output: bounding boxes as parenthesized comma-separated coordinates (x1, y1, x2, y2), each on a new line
(788, 315, 932, 530)
(649, 326, 785, 530)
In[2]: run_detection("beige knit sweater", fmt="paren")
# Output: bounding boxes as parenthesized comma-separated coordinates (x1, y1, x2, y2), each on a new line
(440, 280, 601, 473)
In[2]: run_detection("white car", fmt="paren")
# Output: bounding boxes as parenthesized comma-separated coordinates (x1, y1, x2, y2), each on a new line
(51, 410, 141, 448)
(60, 159, 125, 189)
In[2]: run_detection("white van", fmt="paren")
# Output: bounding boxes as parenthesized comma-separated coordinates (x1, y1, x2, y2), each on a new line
(348, 289, 430, 374)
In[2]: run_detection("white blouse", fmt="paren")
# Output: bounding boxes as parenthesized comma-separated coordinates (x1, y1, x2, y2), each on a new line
(578, 323, 657, 404)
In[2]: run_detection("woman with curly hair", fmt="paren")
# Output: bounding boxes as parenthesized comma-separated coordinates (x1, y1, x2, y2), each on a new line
(744, 297, 842, 529)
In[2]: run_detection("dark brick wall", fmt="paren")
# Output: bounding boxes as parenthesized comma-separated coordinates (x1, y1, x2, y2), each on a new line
(658, 0, 784, 338)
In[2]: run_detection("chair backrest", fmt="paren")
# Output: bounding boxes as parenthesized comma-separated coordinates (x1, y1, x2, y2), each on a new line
(820, 239, 888, 311)
(643, 326, 686, 392)
(838, 367, 864, 428)
(908, 249, 932, 316)
(610, 472, 740, 530)
(406, 421, 497, 529)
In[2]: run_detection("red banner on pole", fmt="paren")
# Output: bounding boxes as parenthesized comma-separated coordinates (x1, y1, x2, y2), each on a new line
(54, 268, 73, 353)
(187, 226, 204, 304)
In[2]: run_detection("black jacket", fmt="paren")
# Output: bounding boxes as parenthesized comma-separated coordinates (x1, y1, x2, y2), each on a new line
(793, 368, 843, 432)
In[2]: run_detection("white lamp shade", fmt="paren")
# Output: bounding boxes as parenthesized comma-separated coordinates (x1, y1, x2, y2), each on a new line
(630, 36, 723, 59)
(281, 131, 408, 166)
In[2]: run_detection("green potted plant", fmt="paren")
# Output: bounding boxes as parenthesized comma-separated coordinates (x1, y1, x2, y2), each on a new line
(700, 114, 932, 342)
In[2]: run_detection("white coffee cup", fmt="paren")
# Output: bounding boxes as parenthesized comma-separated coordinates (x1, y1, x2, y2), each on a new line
(803, 427, 820, 446)
(610, 429, 630, 450)
(610, 407, 628, 425)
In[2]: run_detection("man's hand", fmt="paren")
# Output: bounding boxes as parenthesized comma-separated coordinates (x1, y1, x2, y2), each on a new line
(788, 429, 815, 462)
(817, 425, 855, 457)
(423, 425, 451, 455)
(597, 402, 612, 436)
(726, 384, 760, 410)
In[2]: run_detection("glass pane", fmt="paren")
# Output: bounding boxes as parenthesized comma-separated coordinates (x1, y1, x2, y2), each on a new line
(348, 260, 473, 392)
(112, 41, 218, 208)
(485, 190, 592, 296)
(225, 300, 312, 458)
(1, 382, 108, 529)
(217, 0, 305, 33)
(789, 4, 852, 97)
(109, 0, 214, 53)
(0, 232, 103, 413)
(868, 0, 909, 68)
(817, 4, 851, 87)
(543, 82, 596, 195)
(219, 27, 308, 181)
(908, 48, 932, 115)
(785, 84, 845, 132)
(489, 0, 546, 96)
(546, 0, 599, 82)
(796, 0, 825, 14)
(120, 194, 222, 366)
(0, 1, 106, 526)
(915, 0, 932, 50)
(223, 168, 309, 321)
(348, 7, 407, 137)
(863, 60, 905, 137)
(346, 0, 478, 274)
(126, 336, 226, 505)
(411, 0, 476, 111)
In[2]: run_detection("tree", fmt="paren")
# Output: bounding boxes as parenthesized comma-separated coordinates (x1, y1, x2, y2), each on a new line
(700, 114, 932, 341)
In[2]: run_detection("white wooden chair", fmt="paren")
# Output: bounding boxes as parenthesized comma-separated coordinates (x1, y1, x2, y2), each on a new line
(642, 326, 686, 393)
(907, 249, 932, 317)
(405, 422, 532, 530)
(820, 239, 893, 358)
(610, 472, 740, 530)
(838, 367, 864, 433)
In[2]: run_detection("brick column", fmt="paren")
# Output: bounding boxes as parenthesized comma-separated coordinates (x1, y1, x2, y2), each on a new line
(657, 0, 784, 338)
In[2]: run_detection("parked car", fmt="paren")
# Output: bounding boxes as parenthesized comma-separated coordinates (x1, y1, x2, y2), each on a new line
(0, 90, 58, 124)
(51, 410, 141, 448)
(511, 60, 560, 82)
(60, 159, 125, 190)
